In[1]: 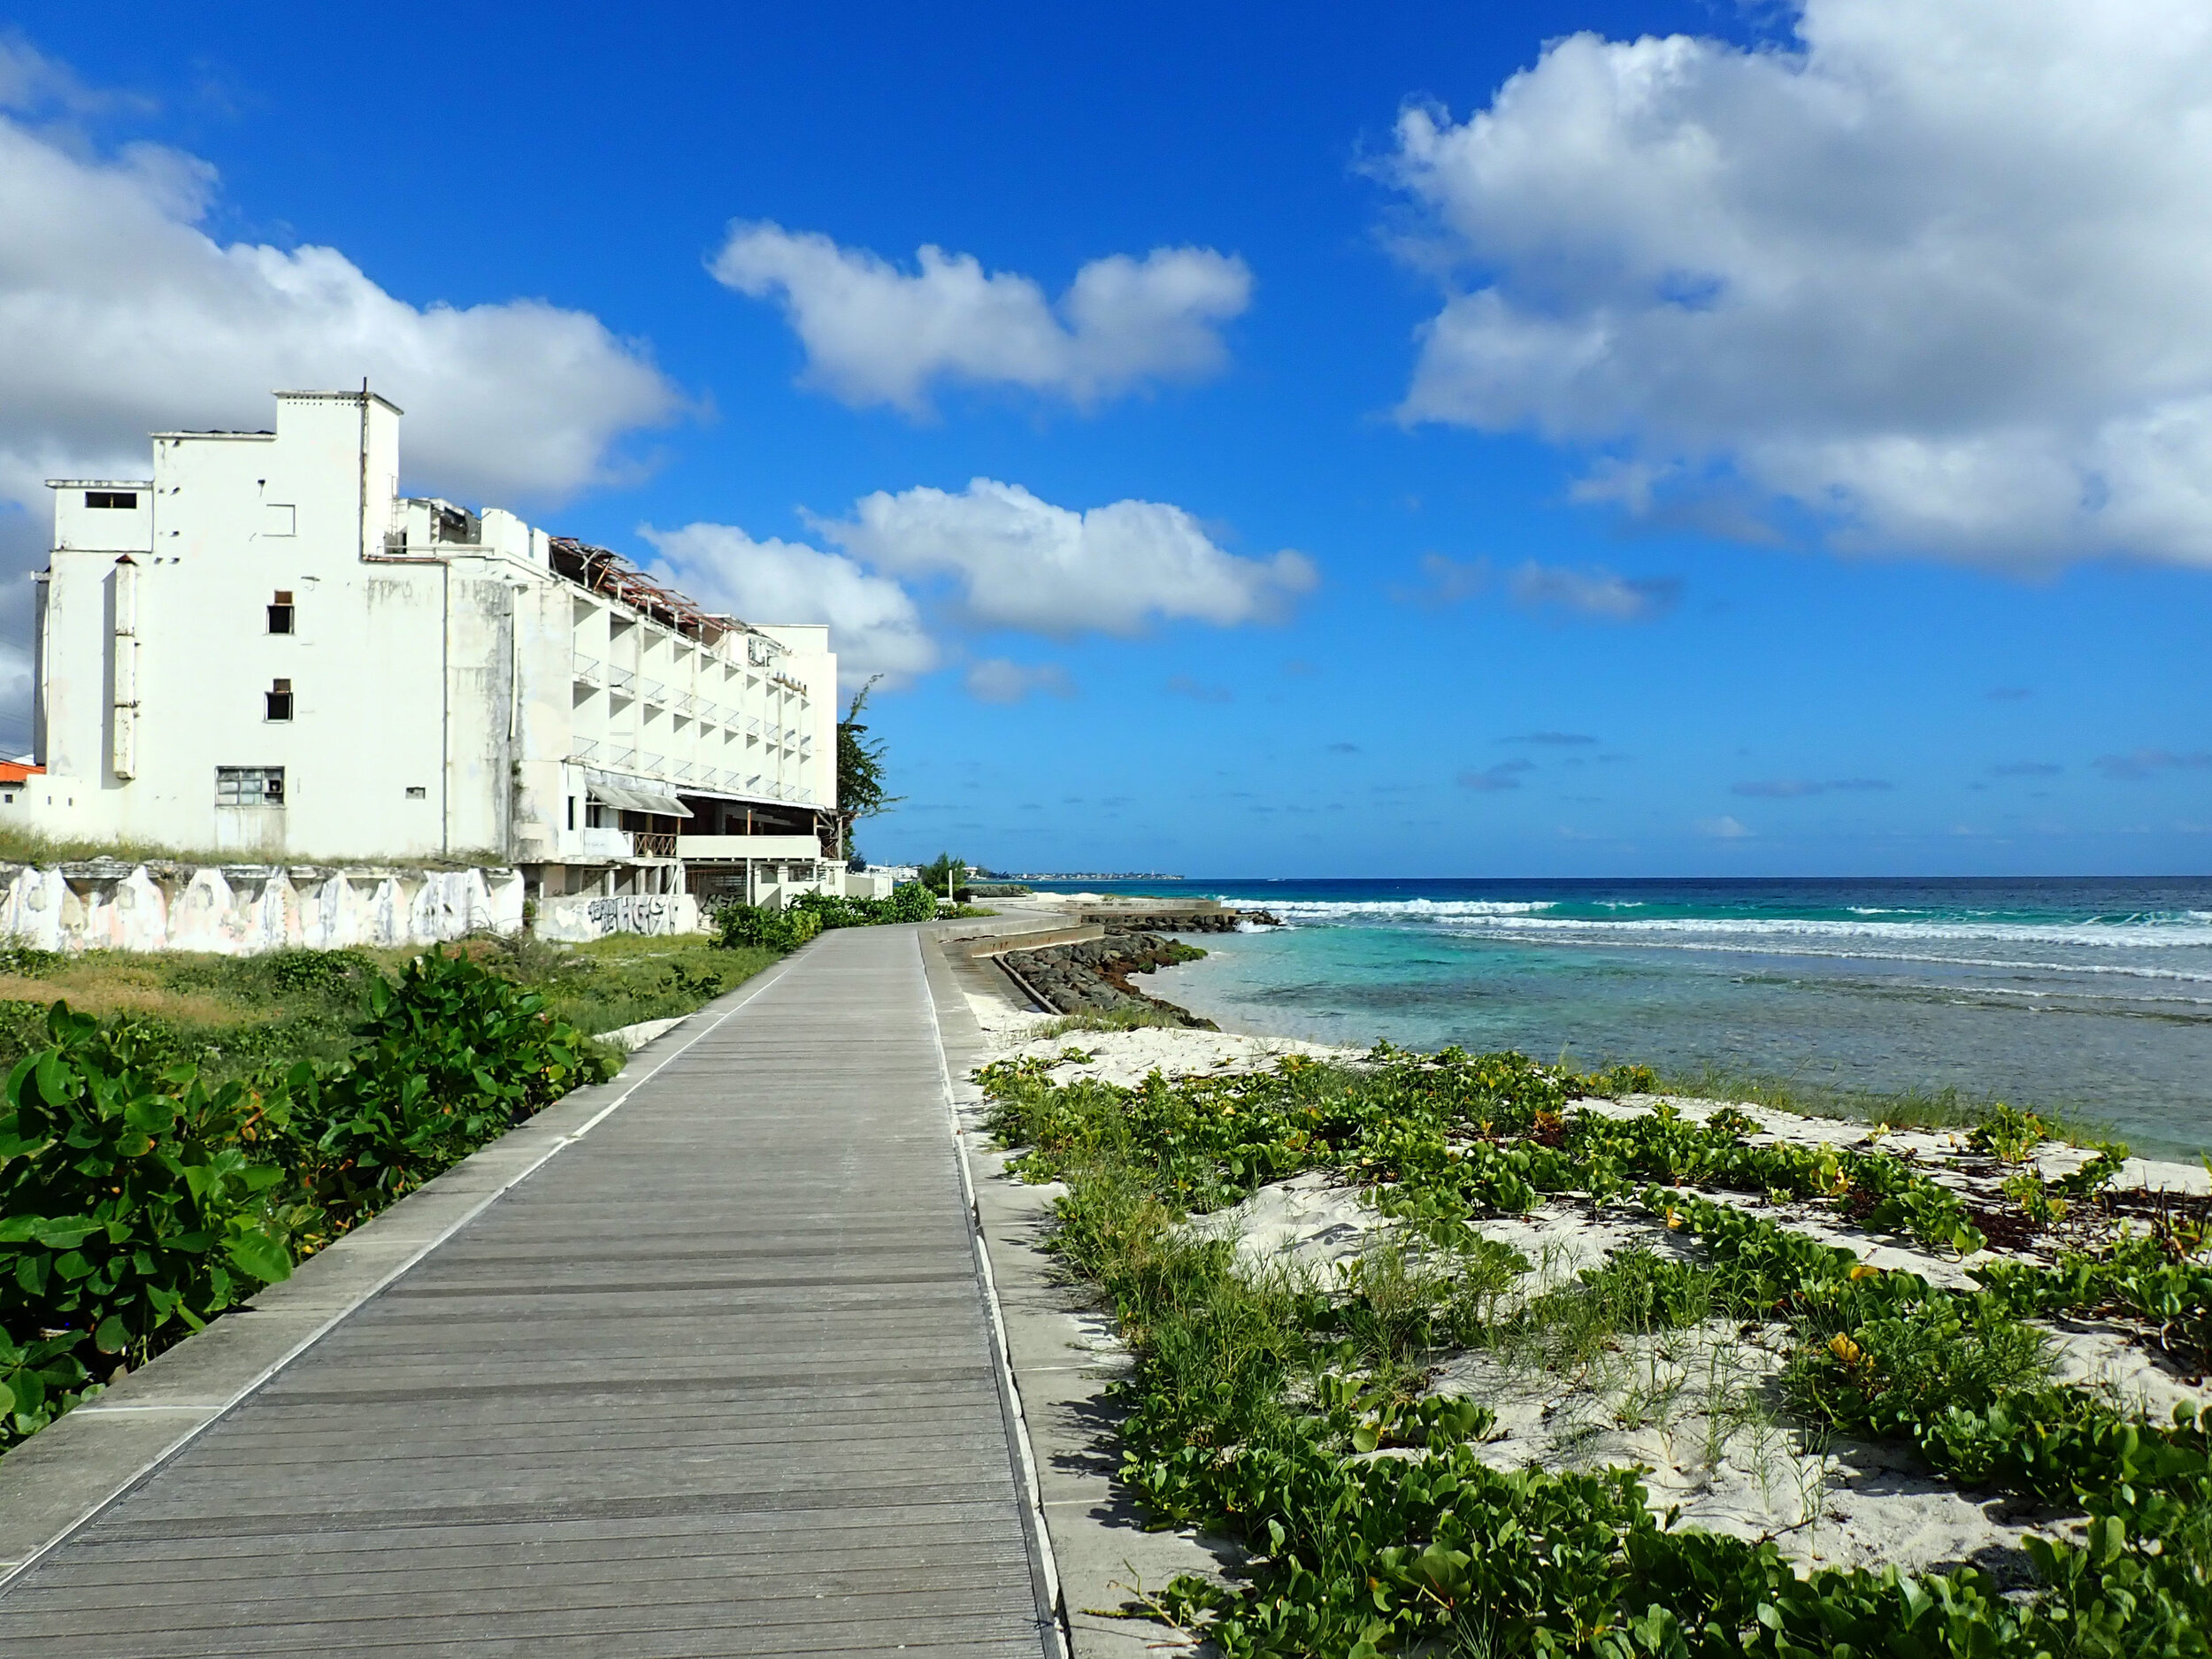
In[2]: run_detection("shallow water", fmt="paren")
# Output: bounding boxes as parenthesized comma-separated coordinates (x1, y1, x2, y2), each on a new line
(1037, 878, 2212, 1156)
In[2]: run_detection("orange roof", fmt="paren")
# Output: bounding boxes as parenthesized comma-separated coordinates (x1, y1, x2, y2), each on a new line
(0, 761, 44, 786)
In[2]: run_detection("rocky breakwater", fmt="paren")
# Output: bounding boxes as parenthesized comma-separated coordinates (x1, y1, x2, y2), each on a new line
(1073, 905, 1279, 933)
(1000, 929, 1221, 1026)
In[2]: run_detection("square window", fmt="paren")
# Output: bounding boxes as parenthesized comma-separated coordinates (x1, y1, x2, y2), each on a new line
(216, 765, 284, 807)
(265, 680, 293, 721)
(268, 591, 295, 634)
(405, 785, 426, 800)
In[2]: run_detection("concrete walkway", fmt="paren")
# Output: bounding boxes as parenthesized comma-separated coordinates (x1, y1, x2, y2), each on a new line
(0, 927, 1057, 1657)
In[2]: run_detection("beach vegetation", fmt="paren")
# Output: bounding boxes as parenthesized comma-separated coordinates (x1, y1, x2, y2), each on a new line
(1652, 1060, 2106, 1143)
(1038, 1005, 1192, 1036)
(979, 1041, 2212, 1657)
(0, 934, 774, 1452)
(709, 878, 941, 952)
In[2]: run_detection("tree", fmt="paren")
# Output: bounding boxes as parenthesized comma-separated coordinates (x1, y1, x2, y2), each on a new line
(917, 852, 970, 900)
(830, 677, 901, 862)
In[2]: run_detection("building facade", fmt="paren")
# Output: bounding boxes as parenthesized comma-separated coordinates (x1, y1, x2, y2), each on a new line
(24, 390, 840, 912)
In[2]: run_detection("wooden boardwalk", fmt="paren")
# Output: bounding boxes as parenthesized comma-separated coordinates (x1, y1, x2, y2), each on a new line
(0, 927, 1057, 1657)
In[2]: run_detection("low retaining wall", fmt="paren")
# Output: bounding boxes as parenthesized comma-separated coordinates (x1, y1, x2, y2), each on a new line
(535, 892, 706, 943)
(0, 862, 525, 956)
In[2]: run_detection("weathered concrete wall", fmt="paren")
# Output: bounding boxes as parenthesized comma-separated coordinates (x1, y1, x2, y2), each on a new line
(535, 891, 706, 943)
(0, 862, 525, 956)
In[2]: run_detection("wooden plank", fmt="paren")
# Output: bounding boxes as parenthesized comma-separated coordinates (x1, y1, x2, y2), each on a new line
(0, 929, 1056, 1656)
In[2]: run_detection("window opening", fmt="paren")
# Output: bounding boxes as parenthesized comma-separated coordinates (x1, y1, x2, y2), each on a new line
(405, 786, 427, 800)
(267, 591, 295, 634)
(86, 491, 137, 510)
(216, 766, 284, 807)
(265, 679, 293, 721)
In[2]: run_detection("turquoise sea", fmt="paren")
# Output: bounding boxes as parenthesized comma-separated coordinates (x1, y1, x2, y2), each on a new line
(1033, 878, 2212, 1156)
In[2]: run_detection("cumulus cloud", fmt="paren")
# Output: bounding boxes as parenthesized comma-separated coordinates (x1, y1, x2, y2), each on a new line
(638, 522, 937, 687)
(0, 69, 680, 512)
(1732, 778, 1893, 797)
(2093, 749, 2212, 780)
(1458, 759, 1533, 792)
(1386, 0, 2212, 568)
(965, 658, 1074, 704)
(819, 478, 1316, 635)
(712, 222, 1250, 414)
(1697, 815, 1753, 839)
(1400, 554, 1678, 619)
(641, 475, 1308, 690)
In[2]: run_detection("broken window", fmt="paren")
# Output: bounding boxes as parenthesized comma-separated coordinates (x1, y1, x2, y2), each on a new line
(265, 679, 293, 721)
(216, 766, 284, 807)
(85, 491, 137, 510)
(267, 590, 295, 634)
(405, 786, 426, 800)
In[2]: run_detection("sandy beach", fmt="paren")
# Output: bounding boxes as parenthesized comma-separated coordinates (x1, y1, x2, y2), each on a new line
(959, 898, 2212, 1590)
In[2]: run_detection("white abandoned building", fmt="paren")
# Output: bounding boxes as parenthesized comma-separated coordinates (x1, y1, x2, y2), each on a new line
(20, 389, 841, 933)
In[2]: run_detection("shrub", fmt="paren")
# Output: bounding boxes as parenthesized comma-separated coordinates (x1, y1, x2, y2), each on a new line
(0, 1006, 296, 1439)
(284, 947, 600, 1225)
(712, 902, 825, 952)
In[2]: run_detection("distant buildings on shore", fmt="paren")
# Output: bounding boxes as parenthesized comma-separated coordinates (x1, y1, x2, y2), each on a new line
(22, 390, 844, 925)
(995, 872, 1187, 882)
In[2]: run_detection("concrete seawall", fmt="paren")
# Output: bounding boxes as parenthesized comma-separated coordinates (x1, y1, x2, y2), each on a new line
(0, 861, 527, 956)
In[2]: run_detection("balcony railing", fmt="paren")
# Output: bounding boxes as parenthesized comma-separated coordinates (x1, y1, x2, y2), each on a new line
(605, 665, 636, 695)
(571, 738, 599, 762)
(572, 653, 603, 687)
(641, 678, 666, 706)
(611, 745, 637, 769)
(633, 831, 677, 858)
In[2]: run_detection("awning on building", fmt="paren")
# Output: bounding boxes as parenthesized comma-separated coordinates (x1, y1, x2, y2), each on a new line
(585, 780, 693, 818)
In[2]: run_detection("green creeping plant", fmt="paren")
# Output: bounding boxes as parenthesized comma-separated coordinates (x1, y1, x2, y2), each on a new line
(979, 1047, 2212, 1658)
(0, 1005, 296, 1440)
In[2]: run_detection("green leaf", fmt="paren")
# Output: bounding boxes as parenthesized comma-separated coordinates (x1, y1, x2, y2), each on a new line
(123, 1096, 176, 1134)
(224, 1230, 292, 1285)
(93, 1314, 127, 1354)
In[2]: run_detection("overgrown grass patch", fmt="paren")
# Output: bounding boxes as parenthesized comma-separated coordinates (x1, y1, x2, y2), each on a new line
(1038, 1004, 1193, 1036)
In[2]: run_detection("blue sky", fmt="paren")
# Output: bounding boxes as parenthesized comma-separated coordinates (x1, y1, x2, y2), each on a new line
(3, 0, 2208, 875)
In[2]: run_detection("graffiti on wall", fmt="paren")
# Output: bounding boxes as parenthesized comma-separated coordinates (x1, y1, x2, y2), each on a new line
(582, 895, 683, 936)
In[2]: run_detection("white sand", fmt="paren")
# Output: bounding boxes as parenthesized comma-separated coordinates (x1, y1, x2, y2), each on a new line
(967, 955, 2208, 1581)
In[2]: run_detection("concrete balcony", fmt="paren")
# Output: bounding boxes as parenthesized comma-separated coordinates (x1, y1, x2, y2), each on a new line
(578, 826, 631, 860)
(674, 833, 823, 861)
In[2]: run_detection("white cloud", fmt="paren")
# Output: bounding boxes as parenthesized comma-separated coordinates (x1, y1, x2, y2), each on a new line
(964, 659, 1074, 704)
(0, 79, 679, 515)
(1400, 553, 1678, 619)
(638, 522, 937, 687)
(712, 222, 1250, 414)
(818, 478, 1316, 634)
(1696, 815, 1753, 839)
(1386, 0, 2212, 568)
